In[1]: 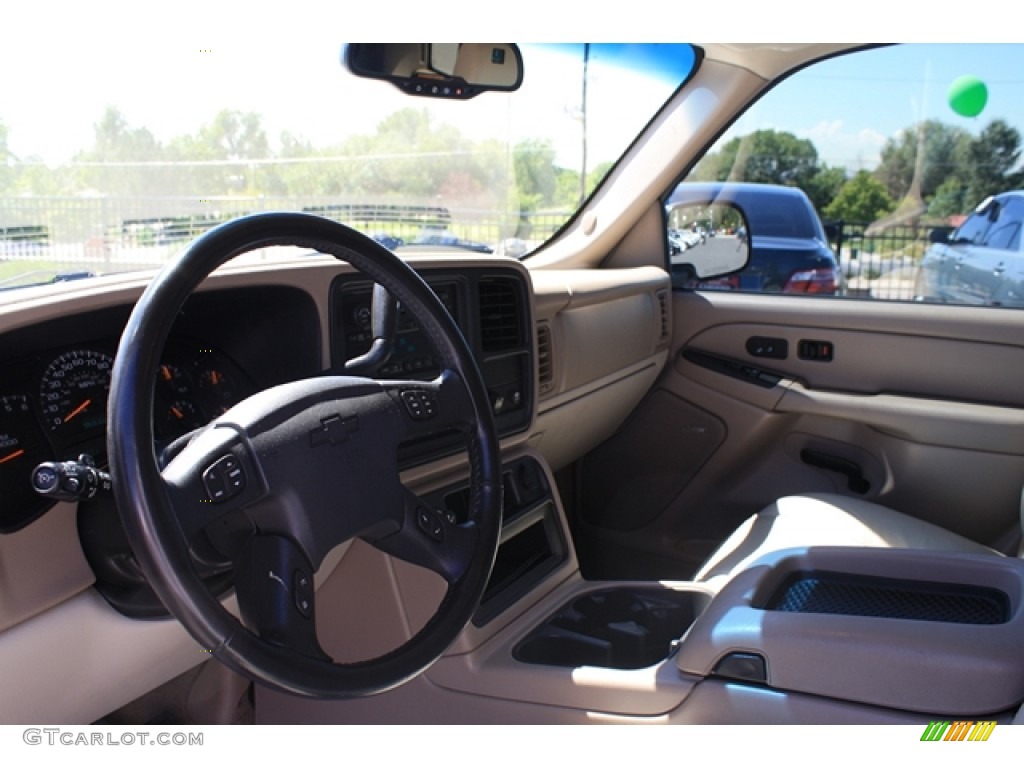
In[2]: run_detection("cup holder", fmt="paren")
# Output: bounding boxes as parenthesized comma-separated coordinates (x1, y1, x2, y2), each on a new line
(513, 587, 703, 670)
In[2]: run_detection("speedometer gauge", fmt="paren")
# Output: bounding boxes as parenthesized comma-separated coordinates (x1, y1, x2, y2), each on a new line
(38, 350, 114, 441)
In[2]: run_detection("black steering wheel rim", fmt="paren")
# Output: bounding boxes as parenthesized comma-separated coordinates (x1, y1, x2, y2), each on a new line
(108, 212, 503, 698)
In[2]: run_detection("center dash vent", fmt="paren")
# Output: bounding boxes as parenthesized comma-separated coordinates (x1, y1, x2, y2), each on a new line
(479, 278, 522, 353)
(537, 323, 554, 395)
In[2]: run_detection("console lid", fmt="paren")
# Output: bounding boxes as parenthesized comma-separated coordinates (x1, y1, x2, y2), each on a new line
(675, 547, 1024, 715)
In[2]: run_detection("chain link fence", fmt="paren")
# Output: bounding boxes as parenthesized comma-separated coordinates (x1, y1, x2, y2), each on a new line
(829, 220, 950, 301)
(0, 196, 571, 288)
(2, 196, 953, 304)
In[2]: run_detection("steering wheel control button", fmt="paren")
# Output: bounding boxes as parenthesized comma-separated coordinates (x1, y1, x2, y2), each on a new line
(400, 390, 438, 420)
(203, 454, 246, 502)
(293, 570, 313, 618)
(416, 506, 445, 541)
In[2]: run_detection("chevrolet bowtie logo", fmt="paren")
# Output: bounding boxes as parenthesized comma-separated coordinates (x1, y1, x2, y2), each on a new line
(310, 414, 359, 447)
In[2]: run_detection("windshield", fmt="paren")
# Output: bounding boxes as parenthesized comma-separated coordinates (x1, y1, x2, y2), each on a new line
(0, 16, 696, 292)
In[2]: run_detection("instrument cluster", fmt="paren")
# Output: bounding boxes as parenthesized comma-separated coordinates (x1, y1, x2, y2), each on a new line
(0, 341, 252, 533)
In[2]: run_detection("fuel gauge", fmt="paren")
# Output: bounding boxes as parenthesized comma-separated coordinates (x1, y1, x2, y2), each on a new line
(0, 395, 56, 532)
(157, 363, 194, 400)
(196, 364, 238, 416)
(156, 398, 207, 441)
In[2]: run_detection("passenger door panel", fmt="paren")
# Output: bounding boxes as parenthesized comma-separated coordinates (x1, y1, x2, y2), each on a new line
(573, 291, 1024, 580)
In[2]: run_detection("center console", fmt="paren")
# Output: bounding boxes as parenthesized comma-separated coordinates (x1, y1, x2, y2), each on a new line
(674, 545, 1024, 717)
(418, 455, 568, 626)
(262, 447, 1024, 724)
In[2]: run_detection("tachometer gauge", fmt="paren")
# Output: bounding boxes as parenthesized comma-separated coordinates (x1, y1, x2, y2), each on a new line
(0, 394, 56, 532)
(38, 350, 114, 442)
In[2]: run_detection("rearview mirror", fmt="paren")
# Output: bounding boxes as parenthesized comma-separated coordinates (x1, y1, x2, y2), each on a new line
(666, 201, 750, 279)
(343, 44, 523, 99)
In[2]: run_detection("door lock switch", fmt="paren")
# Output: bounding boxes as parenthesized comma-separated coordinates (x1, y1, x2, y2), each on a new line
(798, 339, 834, 362)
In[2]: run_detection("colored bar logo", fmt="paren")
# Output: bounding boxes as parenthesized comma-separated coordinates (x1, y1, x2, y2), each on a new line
(921, 721, 997, 742)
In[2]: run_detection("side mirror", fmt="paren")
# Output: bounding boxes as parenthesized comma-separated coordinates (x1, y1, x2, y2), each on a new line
(343, 44, 523, 99)
(929, 227, 952, 244)
(666, 201, 751, 279)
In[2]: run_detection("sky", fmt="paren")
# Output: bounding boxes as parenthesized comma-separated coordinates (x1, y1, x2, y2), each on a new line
(2, 2, 1023, 177)
(0, 31, 688, 171)
(729, 44, 1024, 172)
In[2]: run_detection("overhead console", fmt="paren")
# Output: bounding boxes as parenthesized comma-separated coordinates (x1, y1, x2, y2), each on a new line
(329, 267, 534, 462)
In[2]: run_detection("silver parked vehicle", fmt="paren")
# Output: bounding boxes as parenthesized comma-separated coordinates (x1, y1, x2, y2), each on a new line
(917, 190, 1024, 308)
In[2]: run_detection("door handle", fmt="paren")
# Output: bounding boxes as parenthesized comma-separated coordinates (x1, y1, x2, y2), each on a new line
(800, 449, 870, 494)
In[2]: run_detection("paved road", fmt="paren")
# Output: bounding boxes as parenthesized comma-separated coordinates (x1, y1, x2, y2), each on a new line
(670, 234, 746, 274)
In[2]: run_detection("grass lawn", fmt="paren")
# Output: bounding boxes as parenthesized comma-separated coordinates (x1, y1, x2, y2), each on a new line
(0, 259, 65, 287)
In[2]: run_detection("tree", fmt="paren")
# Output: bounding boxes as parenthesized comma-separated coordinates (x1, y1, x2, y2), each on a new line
(554, 167, 581, 208)
(963, 118, 1022, 209)
(694, 129, 821, 188)
(805, 164, 847, 215)
(200, 110, 270, 161)
(586, 161, 614, 197)
(824, 170, 895, 224)
(13, 158, 68, 196)
(332, 108, 500, 204)
(74, 106, 165, 195)
(87, 106, 161, 161)
(0, 121, 15, 193)
(512, 138, 557, 210)
(162, 109, 276, 196)
(199, 110, 272, 195)
(928, 177, 968, 220)
(874, 120, 971, 203)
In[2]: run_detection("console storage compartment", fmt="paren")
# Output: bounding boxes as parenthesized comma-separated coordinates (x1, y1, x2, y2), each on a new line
(675, 547, 1024, 715)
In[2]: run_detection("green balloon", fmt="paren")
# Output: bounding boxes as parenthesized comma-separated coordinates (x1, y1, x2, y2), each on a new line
(948, 75, 988, 117)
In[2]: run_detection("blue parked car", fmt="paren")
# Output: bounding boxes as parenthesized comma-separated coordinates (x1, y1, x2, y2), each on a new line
(667, 181, 841, 294)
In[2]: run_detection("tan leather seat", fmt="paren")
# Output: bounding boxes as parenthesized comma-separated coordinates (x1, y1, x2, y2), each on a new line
(694, 493, 998, 591)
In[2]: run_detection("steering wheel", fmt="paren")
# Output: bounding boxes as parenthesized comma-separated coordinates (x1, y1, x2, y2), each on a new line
(107, 212, 503, 698)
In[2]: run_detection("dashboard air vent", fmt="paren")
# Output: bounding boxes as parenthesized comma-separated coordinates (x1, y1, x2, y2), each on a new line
(537, 323, 553, 395)
(479, 278, 522, 352)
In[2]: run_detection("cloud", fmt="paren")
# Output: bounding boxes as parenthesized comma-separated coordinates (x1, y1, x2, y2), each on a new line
(800, 120, 887, 172)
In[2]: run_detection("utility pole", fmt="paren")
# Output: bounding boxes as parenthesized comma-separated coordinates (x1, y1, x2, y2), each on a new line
(578, 44, 590, 208)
